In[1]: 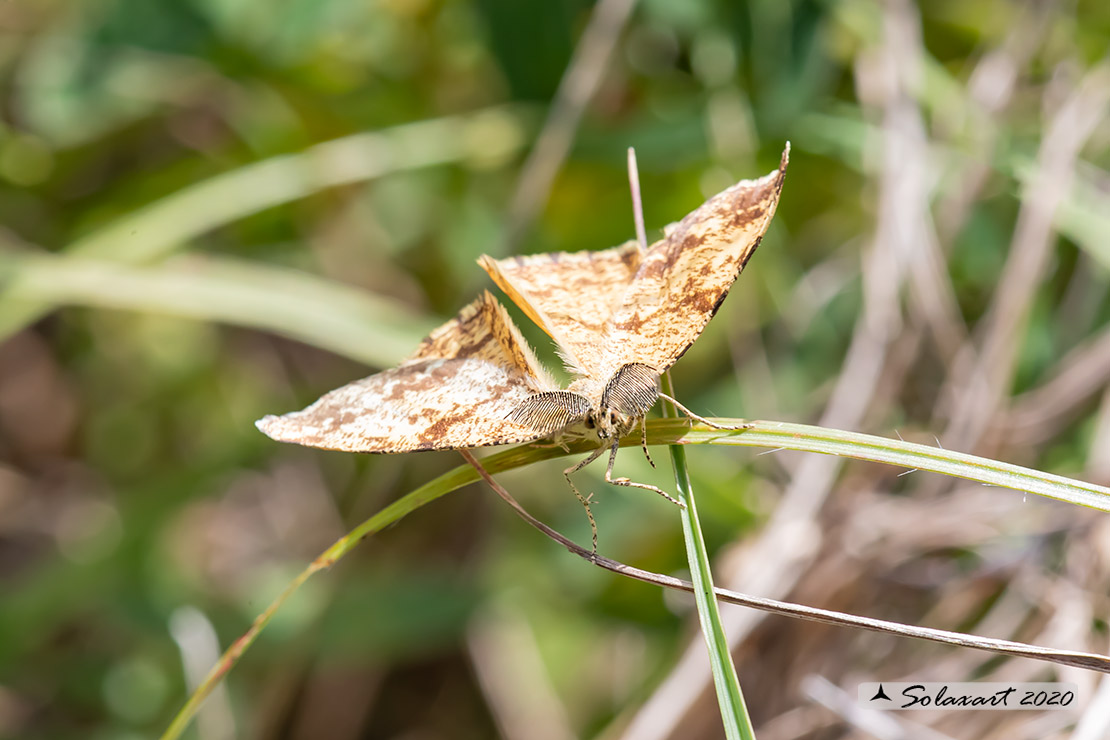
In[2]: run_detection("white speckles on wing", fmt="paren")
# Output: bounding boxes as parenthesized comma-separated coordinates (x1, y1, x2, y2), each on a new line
(255, 358, 546, 452)
(255, 292, 557, 453)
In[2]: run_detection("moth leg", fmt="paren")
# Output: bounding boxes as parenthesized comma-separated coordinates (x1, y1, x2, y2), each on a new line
(564, 442, 607, 477)
(604, 443, 685, 509)
(639, 416, 655, 469)
(563, 445, 608, 555)
(529, 439, 571, 452)
(657, 392, 751, 431)
(569, 481, 598, 557)
(530, 427, 589, 451)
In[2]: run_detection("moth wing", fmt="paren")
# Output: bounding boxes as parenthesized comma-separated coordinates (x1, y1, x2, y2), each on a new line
(405, 290, 557, 390)
(478, 242, 642, 378)
(596, 145, 789, 379)
(256, 292, 559, 452)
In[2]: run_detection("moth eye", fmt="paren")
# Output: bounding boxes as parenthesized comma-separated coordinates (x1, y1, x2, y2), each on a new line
(584, 417, 596, 429)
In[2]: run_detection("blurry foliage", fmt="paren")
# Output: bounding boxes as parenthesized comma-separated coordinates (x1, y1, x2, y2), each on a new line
(0, 0, 1109, 738)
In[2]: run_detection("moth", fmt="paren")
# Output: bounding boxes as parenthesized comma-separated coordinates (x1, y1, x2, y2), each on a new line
(257, 145, 789, 537)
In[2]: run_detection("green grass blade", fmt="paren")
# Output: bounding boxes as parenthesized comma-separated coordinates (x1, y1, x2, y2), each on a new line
(660, 376, 753, 740)
(0, 106, 532, 342)
(652, 419, 1110, 511)
(0, 254, 433, 367)
(160, 462, 480, 740)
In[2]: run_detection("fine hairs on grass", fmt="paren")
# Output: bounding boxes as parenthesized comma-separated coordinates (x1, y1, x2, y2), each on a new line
(160, 419, 1110, 740)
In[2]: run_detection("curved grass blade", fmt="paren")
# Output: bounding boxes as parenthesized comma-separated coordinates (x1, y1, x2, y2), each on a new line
(0, 106, 533, 341)
(160, 461, 481, 740)
(162, 417, 1110, 739)
(654, 419, 1110, 512)
(0, 254, 433, 367)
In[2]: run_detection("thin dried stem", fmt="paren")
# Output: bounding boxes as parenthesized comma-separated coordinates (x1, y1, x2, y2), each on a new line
(460, 450, 1110, 674)
(939, 60, 1110, 453)
(502, 0, 639, 252)
(628, 147, 648, 252)
(996, 327, 1110, 447)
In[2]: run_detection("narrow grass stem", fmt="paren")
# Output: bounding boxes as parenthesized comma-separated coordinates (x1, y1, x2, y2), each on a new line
(660, 373, 754, 740)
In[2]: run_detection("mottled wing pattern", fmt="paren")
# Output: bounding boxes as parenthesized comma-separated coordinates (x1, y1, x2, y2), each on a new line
(255, 292, 557, 453)
(596, 145, 789, 379)
(478, 242, 642, 377)
(407, 289, 556, 392)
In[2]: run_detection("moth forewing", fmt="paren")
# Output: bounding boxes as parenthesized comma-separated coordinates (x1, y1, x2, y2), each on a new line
(594, 145, 790, 382)
(255, 292, 562, 453)
(478, 243, 642, 379)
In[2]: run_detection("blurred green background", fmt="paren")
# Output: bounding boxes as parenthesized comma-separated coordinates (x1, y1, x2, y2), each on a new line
(2, 0, 1110, 738)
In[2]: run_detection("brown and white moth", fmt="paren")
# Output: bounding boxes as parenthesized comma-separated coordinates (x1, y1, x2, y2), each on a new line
(257, 145, 789, 530)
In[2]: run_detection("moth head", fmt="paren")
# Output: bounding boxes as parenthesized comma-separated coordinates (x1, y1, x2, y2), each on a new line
(592, 407, 636, 442)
